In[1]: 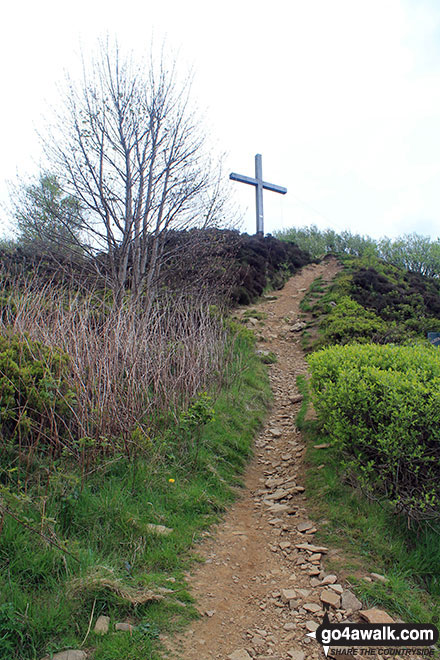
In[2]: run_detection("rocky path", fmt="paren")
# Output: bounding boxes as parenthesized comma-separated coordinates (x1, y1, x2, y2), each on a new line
(166, 260, 399, 660)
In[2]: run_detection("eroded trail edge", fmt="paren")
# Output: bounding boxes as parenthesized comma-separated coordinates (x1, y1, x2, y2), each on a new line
(167, 260, 364, 660)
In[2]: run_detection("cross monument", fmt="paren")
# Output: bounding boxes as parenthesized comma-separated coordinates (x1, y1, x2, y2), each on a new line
(230, 154, 287, 235)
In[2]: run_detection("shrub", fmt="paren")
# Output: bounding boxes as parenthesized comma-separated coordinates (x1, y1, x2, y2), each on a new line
(0, 332, 74, 453)
(155, 229, 312, 306)
(276, 225, 440, 277)
(318, 296, 389, 345)
(0, 276, 231, 464)
(309, 343, 440, 521)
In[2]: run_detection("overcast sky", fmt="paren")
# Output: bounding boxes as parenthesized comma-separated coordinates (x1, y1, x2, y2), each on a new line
(2, 0, 440, 239)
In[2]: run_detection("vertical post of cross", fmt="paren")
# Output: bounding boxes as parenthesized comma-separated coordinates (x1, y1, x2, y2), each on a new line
(255, 154, 264, 235)
(229, 154, 287, 236)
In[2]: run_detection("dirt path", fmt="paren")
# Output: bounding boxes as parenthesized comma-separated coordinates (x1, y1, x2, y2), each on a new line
(165, 259, 368, 660)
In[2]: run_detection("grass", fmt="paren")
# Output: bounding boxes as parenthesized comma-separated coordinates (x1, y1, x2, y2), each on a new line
(258, 350, 278, 364)
(242, 308, 267, 320)
(0, 329, 271, 660)
(296, 374, 440, 626)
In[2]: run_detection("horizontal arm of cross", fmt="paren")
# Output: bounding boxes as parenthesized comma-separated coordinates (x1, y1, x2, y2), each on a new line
(229, 172, 287, 194)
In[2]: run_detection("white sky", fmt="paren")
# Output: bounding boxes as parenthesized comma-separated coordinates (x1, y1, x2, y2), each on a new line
(1, 0, 440, 239)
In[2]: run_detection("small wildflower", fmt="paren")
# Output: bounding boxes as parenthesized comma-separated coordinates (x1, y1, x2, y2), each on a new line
(168, 478, 175, 483)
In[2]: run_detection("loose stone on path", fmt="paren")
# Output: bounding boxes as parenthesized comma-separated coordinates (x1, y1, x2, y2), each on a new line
(227, 649, 253, 660)
(341, 590, 363, 611)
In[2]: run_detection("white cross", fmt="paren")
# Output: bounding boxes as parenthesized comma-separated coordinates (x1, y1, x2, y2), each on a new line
(230, 154, 287, 235)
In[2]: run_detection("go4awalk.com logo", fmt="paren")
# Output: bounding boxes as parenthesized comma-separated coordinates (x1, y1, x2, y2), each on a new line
(307, 613, 439, 657)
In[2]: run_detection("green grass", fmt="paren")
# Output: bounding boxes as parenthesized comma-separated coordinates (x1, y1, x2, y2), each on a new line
(296, 375, 440, 625)
(258, 350, 278, 364)
(242, 308, 267, 320)
(0, 331, 271, 660)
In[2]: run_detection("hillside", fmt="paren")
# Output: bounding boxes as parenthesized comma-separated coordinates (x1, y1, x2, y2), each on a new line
(2, 241, 440, 660)
(0, 231, 310, 660)
(170, 254, 440, 660)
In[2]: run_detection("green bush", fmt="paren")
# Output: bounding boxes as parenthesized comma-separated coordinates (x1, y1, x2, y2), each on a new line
(309, 343, 440, 521)
(318, 296, 389, 345)
(0, 332, 74, 452)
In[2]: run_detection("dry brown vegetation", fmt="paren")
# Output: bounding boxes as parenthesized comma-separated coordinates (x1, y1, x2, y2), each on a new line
(0, 272, 229, 463)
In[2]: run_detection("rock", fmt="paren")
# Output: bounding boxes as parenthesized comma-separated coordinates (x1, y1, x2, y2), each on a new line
(360, 608, 394, 624)
(313, 443, 330, 449)
(320, 589, 341, 609)
(266, 488, 290, 501)
(303, 602, 321, 613)
(205, 609, 216, 617)
(320, 574, 337, 585)
(41, 652, 87, 660)
(310, 577, 321, 587)
(290, 321, 307, 332)
(341, 591, 363, 612)
(305, 620, 319, 632)
(267, 503, 290, 513)
(228, 650, 253, 660)
(328, 584, 343, 594)
(266, 477, 283, 487)
(308, 553, 322, 563)
(251, 635, 266, 649)
(297, 521, 314, 532)
(288, 650, 305, 660)
(269, 428, 283, 437)
(295, 543, 328, 553)
(371, 572, 388, 583)
(94, 614, 110, 634)
(279, 541, 292, 550)
(290, 394, 304, 404)
(146, 523, 173, 535)
(283, 622, 296, 631)
(115, 622, 133, 632)
(281, 589, 298, 602)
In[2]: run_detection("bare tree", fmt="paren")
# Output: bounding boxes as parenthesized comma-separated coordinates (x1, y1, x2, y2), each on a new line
(44, 41, 226, 305)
